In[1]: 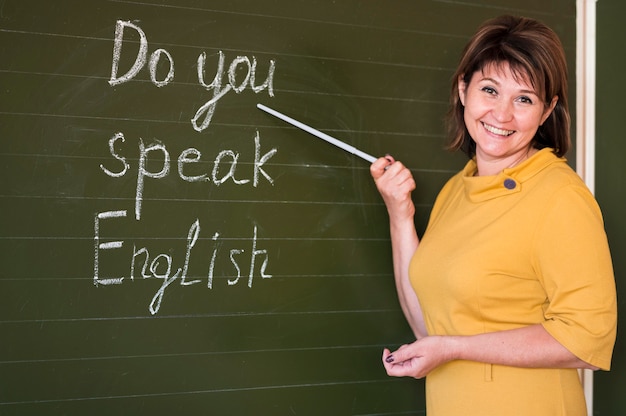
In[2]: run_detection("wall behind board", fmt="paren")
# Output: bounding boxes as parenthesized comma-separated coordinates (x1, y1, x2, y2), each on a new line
(0, 1, 575, 415)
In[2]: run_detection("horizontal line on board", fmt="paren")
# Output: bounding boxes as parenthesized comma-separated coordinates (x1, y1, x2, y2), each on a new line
(0, 152, 455, 173)
(0, 194, 439, 209)
(0, 194, 395, 206)
(0, 68, 448, 107)
(0, 378, 404, 407)
(0, 308, 399, 325)
(0, 274, 391, 284)
(0, 110, 446, 140)
(107, 0, 465, 38)
(0, 272, 393, 283)
(0, 25, 453, 73)
(432, 0, 573, 18)
(0, 343, 391, 365)
(277, 87, 446, 105)
(0, 236, 389, 242)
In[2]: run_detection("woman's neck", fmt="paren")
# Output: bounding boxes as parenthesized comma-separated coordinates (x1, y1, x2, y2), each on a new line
(474, 147, 537, 177)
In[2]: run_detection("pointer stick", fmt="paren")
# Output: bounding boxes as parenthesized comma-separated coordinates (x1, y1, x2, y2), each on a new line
(257, 103, 377, 163)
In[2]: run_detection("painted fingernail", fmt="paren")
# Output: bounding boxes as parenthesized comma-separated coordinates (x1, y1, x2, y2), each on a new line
(385, 355, 394, 363)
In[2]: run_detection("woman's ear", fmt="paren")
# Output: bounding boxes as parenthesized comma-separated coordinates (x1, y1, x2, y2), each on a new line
(540, 96, 559, 125)
(458, 75, 467, 106)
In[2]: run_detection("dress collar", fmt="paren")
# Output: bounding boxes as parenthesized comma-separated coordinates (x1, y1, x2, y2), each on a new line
(461, 148, 565, 202)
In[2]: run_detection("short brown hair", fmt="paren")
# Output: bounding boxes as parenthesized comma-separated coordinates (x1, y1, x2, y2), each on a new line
(447, 15, 570, 158)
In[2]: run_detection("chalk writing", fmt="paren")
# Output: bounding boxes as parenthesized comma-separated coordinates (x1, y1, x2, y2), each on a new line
(98, 20, 279, 315)
(99, 130, 277, 221)
(108, 20, 276, 132)
(94, 211, 272, 315)
(93, 209, 128, 286)
(193, 50, 276, 132)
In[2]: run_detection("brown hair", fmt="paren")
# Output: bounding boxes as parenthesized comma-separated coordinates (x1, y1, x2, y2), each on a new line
(447, 15, 570, 158)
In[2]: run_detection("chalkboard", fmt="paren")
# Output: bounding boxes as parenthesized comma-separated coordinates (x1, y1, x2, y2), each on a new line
(0, 1, 575, 414)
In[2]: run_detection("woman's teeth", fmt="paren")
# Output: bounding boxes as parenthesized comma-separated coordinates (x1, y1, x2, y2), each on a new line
(483, 122, 514, 136)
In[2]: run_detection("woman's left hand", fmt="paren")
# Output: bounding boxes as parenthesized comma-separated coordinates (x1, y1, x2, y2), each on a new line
(382, 336, 455, 379)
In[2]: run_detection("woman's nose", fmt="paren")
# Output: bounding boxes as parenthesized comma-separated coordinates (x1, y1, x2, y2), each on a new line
(492, 99, 514, 122)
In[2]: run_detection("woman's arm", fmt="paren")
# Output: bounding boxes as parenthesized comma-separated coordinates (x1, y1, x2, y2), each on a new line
(382, 324, 597, 379)
(371, 156, 427, 339)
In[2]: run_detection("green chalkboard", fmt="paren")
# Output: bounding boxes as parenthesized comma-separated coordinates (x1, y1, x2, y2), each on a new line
(0, 1, 575, 414)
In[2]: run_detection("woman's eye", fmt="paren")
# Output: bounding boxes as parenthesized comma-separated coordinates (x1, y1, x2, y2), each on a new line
(518, 96, 533, 104)
(481, 86, 496, 95)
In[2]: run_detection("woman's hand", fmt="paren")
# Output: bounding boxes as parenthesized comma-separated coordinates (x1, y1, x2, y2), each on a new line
(370, 155, 416, 222)
(382, 336, 456, 379)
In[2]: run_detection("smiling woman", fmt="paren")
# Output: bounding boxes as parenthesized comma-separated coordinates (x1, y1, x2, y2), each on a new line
(448, 15, 571, 161)
(370, 14, 617, 416)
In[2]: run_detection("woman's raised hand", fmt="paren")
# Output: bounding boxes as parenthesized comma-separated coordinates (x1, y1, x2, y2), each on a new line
(370, 155, 416, 222)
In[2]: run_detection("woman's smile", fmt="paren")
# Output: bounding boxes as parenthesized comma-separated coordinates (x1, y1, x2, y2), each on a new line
(482, 122, 515, 137)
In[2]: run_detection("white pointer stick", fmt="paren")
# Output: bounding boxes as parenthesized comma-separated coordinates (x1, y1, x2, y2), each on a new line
(257, 103, 377, 163)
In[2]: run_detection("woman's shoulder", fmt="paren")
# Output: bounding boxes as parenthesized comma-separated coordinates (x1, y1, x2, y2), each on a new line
(529, 152, 605, 224)
(522, 149, 589, 192)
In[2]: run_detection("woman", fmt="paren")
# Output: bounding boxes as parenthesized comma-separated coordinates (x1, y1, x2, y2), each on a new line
(370, 15, 617, 415)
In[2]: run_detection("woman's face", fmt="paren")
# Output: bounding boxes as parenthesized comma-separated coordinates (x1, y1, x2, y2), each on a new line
(458, 62, 557, 174)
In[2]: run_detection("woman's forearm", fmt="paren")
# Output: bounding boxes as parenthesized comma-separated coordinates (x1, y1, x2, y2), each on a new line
(370, 156, 426, 339)
(449, 324, 596, 370)
(389, 216, 426, 339)
(383, 324, 596, 380)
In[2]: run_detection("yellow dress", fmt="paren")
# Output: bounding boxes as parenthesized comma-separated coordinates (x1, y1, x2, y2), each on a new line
(409, 148, 617, 415)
